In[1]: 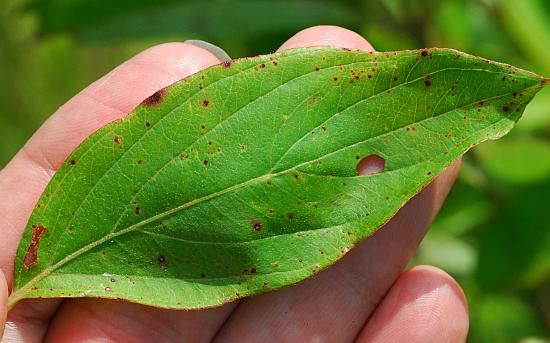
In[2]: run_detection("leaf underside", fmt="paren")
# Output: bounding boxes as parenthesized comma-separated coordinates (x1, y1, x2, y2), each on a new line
(9, 47, 547, 310)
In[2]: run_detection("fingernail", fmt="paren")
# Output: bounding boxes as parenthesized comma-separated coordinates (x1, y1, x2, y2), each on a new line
(184, 40, 231, 62)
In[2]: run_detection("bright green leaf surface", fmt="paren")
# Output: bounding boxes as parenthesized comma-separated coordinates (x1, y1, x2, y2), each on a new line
(8, 47, 548, 310)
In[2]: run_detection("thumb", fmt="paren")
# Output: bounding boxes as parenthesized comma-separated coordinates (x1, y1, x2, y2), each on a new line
(0, 270, 7, 340)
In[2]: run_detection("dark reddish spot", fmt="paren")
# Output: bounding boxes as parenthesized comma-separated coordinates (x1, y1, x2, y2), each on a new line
(157, 255, 167, 267)
(272, 60, 278, 66)
(203, 160, 209, 166)
(70, 160, 76, 165)
(260, 63, 266, 68)
(202, 99, 209, 107)
(251, 220, 263, 232)
(424, 79, 432, 87)
(135, 207, 141, 215)
(223, 60, 232, 68)
(143, 90, 164, 106)
(502, 104, 511, 113)
(340, 47, 351, 51)
(23, 225, 48, 271)
(356, 154, 385, 175)
(333, 76, 338, 81)
(250, 268, 257, 274)
(114, 136, 121, 145)
(421, 50, 428, 57)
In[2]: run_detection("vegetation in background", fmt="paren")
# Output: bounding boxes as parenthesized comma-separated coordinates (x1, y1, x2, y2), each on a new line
(1, 0, 549, 341)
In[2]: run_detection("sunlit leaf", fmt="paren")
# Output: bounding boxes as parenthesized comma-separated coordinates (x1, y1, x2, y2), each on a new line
(8, 47, 547, 309)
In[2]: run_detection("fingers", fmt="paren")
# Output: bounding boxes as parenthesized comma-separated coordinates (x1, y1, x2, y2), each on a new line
(277, 25, 374, 51)
(0, 42, 221, 283)
(356, 266, 469, 343)
(213, 26, 462, 342)
(44, 299, 234, 343)
(0, 271, 6, 341)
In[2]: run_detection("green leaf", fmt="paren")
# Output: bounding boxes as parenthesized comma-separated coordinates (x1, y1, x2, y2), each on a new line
(8, 47, 547, 310)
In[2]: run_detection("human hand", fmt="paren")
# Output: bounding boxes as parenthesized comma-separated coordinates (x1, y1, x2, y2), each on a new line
(0, 26, 468, 342)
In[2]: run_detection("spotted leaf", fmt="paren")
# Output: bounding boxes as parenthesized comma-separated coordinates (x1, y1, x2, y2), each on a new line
(8, 47, 548, 309)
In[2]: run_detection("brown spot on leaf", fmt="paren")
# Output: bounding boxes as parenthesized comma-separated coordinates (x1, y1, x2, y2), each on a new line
(135, 207, 141, 215)
(223, 60, 232, 68)
(114, 136, 121, 145)
(251, 220, 263, 232)
(23, 226, 48, 271)
(202, 99, 209, 107)
(502, 104, 511, 113)
(157, 255, 167, 268)
(70, 160, 76, 165)
(143, 90, 164, 106)
(421, 50, 428, 57)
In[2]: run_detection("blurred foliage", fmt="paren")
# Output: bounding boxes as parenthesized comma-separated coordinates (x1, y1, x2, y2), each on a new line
(0, 0, 549, 341)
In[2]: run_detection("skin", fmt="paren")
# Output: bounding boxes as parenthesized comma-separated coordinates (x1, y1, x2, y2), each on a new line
(0, 26, 469, 342)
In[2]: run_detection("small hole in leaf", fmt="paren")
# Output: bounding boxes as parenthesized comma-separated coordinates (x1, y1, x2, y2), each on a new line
(356, 155, 385, 175)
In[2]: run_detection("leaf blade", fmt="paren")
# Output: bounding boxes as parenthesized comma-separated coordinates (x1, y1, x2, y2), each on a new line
(9, 47, 547, 309)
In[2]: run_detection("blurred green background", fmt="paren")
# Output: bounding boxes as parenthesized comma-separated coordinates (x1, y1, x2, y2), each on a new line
(1, 0, 549, 341)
